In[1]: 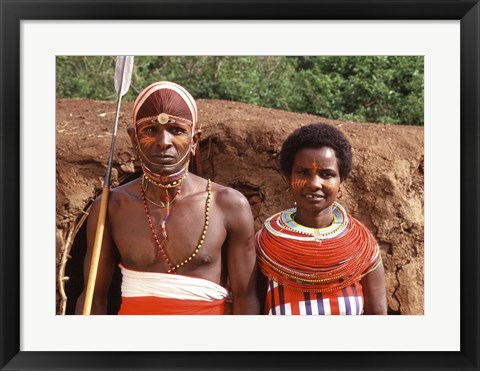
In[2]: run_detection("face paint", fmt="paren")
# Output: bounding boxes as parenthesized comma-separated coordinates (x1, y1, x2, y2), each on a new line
(310, 159, 321, 171)
(135, 119, 193, 176)
(289, 147, 342, 218)
(138, 135, 157, 148)
(290, 178, 307, 193)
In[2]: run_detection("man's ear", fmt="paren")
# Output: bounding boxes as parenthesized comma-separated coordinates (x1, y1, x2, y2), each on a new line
(127, 127, 137, 148)
(190, 129, 202, 155)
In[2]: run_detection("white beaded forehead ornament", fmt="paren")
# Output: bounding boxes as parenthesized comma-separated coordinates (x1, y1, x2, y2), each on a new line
(135, 112, 194, 127)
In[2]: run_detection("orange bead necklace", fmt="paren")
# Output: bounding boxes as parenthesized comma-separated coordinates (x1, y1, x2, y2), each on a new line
(256, 204, 381, 292)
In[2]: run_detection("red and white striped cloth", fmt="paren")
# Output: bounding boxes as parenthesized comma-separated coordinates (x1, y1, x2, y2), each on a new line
(118, 264, 228, 315)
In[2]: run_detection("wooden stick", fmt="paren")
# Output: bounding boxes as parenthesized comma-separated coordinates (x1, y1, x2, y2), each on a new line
(82, 186, 110, 314)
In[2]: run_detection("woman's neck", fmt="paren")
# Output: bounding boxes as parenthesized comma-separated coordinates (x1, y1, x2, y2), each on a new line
(294, 206, 334, 229)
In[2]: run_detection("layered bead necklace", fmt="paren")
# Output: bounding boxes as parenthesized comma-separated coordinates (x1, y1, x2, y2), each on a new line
(141, 160, 189, 189)
(140, 173, 212, 274)
(256, 202, 381, 293)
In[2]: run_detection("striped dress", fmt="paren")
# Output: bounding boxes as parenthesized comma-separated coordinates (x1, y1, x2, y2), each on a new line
(265, 278, 363, 315)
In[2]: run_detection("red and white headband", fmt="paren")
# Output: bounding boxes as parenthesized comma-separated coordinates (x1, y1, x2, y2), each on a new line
(132, 81, 198, 132)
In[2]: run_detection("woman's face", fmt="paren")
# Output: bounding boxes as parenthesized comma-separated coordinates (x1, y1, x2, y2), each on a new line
(288, 146, 342, 216)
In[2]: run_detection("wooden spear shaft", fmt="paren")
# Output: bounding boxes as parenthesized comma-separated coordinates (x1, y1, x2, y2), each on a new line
(83, 56, 134, 315)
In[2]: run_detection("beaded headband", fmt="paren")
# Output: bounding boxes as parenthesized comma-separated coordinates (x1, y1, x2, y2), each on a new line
(136, 113, 193, 127)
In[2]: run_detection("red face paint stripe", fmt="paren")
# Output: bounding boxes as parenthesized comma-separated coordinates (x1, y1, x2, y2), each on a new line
(290, 178, 307, 191)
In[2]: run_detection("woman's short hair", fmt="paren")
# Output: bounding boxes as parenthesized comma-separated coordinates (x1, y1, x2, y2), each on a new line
(280, 123, 353, 180)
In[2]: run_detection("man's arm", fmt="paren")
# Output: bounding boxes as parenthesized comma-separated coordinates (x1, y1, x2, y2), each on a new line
(361, 260, 387, 315)
(75, 196, 118, 315)
(220, 188, 260, 314)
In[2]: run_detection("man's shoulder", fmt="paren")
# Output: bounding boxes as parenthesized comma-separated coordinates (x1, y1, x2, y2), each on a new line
(210, 180, 249, 210)
(207, 180, 254, 230)
(108, 177, 140, 202)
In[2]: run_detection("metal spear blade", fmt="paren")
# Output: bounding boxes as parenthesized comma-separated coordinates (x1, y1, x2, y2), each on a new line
(114, 56, 134, 97)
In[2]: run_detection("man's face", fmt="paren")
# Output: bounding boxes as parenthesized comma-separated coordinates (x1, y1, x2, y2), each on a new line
(132, 118, 196, 175)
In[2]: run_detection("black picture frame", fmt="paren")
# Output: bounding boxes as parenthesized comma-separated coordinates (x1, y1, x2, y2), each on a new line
(1, 1, 479, 370)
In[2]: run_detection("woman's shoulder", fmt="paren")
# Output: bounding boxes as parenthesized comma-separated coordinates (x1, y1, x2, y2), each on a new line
(346, 214, 379, 250)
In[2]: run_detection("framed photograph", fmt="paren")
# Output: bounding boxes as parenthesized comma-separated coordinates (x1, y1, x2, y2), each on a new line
(1, 1, 479, 370)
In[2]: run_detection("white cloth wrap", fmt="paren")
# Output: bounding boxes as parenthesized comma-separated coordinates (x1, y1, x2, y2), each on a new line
(120, 265, 228, 302)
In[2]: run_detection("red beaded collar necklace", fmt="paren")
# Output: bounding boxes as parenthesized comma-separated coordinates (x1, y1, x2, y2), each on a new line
(256, 207, 381, 293)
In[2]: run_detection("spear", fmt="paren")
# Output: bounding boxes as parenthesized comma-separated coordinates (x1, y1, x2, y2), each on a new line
(83, 56, 134, 315)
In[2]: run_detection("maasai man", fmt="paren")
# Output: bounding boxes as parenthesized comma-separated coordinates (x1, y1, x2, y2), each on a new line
(256, 123, 387, 315)
(75, 81, 260, 315)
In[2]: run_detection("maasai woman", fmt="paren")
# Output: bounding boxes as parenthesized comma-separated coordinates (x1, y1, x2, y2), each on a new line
(256, 123, 387, 315)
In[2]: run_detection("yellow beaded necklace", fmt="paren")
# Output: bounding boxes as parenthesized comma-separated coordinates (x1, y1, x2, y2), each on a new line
(140, 178, 212, 273)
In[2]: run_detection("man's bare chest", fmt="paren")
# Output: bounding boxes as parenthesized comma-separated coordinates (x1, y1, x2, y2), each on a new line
(108, 200, 226, 272)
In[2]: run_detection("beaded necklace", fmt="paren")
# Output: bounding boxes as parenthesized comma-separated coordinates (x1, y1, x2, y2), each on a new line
(140, 178, 212, 274)
(141, 175, 180, 208)
(267, 202, 349, 242)
(141, 160, 189, 189)
(256, 203, 381, 293)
